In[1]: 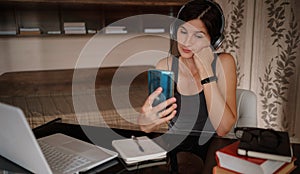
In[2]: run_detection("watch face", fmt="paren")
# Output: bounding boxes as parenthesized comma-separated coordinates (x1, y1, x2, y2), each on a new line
(148, 69, 174, 107)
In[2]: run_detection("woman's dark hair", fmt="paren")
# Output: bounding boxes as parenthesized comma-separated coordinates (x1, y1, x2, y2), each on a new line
(170, 0, 224, 56)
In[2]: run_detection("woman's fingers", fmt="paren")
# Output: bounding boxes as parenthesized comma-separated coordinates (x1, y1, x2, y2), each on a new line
(153, 97, 176, 114)
(194, 46, 215, 78)
(141, 87, 162, 113)
(156, 110, 177, 126)
(195, 46, 214, 62)
(139, 87, 178, 133)
(141, 110, 177, 133)
(145, 87, 162, 106)
(156, 103, 177, 118)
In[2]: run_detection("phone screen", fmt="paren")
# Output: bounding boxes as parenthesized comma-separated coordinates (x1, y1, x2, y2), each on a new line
(148, 69, 174, 107)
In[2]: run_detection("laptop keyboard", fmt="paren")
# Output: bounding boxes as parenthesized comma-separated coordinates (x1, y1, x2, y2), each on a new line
(39, 141, 92, 173)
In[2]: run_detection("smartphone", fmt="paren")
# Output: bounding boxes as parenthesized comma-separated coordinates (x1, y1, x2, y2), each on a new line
(148, 69, 174, 107)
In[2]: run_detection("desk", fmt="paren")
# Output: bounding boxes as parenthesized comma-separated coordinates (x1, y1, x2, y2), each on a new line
(1, 122, 299, 174)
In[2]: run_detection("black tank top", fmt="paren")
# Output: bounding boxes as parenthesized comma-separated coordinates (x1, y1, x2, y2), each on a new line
(167, 54, 219, 161)
(169, 54, 218, 137)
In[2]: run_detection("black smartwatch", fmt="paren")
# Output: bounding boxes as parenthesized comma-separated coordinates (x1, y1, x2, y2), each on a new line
(201, 76, 218, 85)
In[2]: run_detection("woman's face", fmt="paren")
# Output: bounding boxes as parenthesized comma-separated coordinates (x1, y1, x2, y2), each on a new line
(177, 19, 211, 59)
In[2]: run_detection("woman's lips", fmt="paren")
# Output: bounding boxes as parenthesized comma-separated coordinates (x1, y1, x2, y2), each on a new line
(182, 48, 192, 53)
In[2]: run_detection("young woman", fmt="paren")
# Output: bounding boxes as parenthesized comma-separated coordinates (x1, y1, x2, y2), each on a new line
(138, 0, 237, 172)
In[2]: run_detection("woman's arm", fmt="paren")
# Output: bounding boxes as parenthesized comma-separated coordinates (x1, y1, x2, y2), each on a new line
(204, 53, 237, 136)
(194, 48, 237, 136)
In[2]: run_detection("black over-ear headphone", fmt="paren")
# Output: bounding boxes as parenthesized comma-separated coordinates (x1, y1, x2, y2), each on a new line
(170, 0, 225, 49)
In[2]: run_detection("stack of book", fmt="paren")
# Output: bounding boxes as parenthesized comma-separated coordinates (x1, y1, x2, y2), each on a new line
(47, 30, 61, 35)
(112, 136, 167, 171)
(0, 30, 17, 35)
(87, 29, 97, 34)
(214, 129, 297, 174)
(64, 22, 86, 34)
(105, 26, 127, 34)
(144, 28, 165, 34)
(19, 27, 41, 35)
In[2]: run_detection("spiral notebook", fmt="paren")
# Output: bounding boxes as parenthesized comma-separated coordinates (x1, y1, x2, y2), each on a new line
(112, 136, 167, 165)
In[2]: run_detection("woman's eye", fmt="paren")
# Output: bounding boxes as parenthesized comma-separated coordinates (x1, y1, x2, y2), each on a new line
(180, 29, 187, 34)
(195, 33, 204, 38)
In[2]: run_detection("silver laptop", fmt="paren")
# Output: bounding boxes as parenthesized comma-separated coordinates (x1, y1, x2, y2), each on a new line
(0, 103, 118, 174)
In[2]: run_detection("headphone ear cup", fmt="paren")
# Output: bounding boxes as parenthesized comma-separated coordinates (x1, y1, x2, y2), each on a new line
(169, 22, 176, 40)
(206, 0, 225, 49)
(212, 34, 224, 50)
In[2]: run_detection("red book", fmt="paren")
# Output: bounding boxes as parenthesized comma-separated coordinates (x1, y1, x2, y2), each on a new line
(213, 159, 297, 174)
(274, 157, 297, 174)
(215, 141, 286, 174)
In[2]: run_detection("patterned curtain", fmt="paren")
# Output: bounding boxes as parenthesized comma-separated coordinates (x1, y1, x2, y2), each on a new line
(215, 0, 300, 141)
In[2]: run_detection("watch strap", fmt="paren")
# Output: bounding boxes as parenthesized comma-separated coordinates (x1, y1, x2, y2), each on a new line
(201, 76, 218, 85)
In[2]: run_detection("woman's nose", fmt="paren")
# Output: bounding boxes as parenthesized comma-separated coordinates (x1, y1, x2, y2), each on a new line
(183, 34, 194, 47)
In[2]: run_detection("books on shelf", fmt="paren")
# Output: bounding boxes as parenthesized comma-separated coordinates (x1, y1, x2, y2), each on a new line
(112, 136, 167, 165)
(64, 22, 86, 34)
(64, 22, 85, 28)
(87, 29, 97, 34)
(144, 28, 165, 33)
(64, 30, 86, 34)
(215, 141, 287, 174)
(105, 26, 127, 34)
(213, 157, 297, 174)
(47, 30, 61, 35)
(0, 30, 17, 35)
(19, 27, 41, 35)
(237, 129, 293, 162)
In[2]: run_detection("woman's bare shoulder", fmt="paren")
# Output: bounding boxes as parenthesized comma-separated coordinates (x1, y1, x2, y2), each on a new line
(156, 57, 173, 70)
(217, 52, 236, 69)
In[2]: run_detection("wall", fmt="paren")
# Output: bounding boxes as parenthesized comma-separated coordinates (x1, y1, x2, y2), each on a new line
(216, 0, 300, 142)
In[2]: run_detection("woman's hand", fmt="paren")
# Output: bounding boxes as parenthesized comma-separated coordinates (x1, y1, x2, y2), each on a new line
(138, 87, 177, 133)
(193, 46, 215, 79)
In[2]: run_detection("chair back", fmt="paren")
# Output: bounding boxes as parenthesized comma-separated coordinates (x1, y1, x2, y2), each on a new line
(228, 89, 257, 135)
(236, 89, 257, 127)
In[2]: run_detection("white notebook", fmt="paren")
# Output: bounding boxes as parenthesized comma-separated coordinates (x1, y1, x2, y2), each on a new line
(112, 136, 166, 164)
